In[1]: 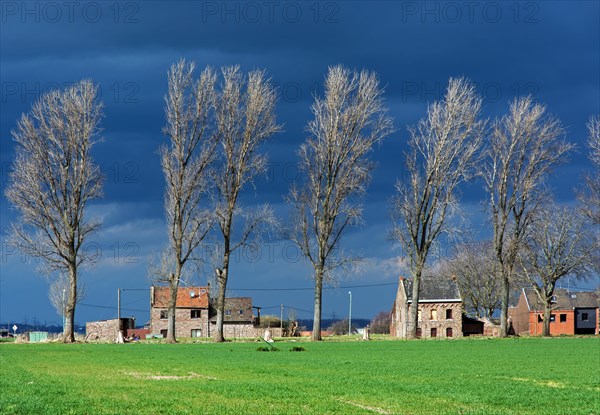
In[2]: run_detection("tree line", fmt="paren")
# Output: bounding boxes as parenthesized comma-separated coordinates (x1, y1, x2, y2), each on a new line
(6, 61, 598, 342)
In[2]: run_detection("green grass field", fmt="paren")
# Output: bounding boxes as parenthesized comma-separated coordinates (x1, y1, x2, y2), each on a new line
(1, 337, 598, 414)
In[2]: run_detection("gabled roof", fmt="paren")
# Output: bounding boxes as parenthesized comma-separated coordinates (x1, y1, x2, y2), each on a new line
(402, 276, 461, 303)
(523, 288, 598, 311)
(152, 286, 209, 308)
(210, 297, 254, 322)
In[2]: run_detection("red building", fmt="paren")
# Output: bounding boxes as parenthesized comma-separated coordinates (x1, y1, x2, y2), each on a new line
(509, 288, 599, 336)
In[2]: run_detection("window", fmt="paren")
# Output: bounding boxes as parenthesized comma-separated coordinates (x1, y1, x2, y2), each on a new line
(225, 310, 231, 316)
(160, 329, 167, 338)
(417, 309, 422, 321)
(550, 295, 557, 303)
(446, 309, 453, 319)
(537, 314, 543, 323)
(446, 327, 453, 337)
(191, 310, 201, 319)
(239, 310, 244, 315)
(430, 309, 437, 320)
(550, 314, 555, 322)
(430, 328, 437, 337)
(191, 329, 202, 338)
(559, 314, 567, 322)
(416, 328, 422, 338)
(582, 313, 589, 321)
(160, 310, 168, 320)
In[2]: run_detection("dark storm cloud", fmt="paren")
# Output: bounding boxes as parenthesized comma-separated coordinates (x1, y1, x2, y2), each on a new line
(1, 1, 598, 323)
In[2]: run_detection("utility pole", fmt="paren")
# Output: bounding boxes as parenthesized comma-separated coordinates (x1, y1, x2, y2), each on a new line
(348, 291, 352, 336)
(117, 288, 121, 332)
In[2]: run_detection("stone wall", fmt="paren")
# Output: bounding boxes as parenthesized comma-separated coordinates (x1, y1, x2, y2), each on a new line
(86, 319, 119, 341)
(415, 302, 463, 338)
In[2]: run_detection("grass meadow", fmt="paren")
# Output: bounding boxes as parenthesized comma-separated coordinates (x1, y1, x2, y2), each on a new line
(0, 336, 598, 414)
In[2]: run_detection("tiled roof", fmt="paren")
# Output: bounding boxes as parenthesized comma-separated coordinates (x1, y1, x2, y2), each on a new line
(152, 286, 209, 308)
(403, 276, 461, 302)
(210, 297, 254, 322)
(523, 288, 598, 311)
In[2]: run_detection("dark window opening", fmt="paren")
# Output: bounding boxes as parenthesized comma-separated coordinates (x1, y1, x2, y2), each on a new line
(160, 310, 168, 320)
(416, 328, 422, 338)
(550, 314, 555, 322)
(582, 313, 589, 321)
(191, 310, 201, 319)
(225, 310, 231, 316)
(446, 309, 453, 319)
(239, 310, 243, 315)
(560, 314, 567, 322)
(446, 327, 453, 337)
(430, 328, 437, 337)
(537, 314, 543, 323)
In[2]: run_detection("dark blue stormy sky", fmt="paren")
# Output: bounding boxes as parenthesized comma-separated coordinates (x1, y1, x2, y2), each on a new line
(1, 1, 598, 327)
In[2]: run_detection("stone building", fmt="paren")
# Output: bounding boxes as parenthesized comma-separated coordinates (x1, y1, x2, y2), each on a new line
(150, 287, 262, 338)
(86, 318, 135, 341)
(390, 276, 463, 339)
(150, 286, 210, 338)
(209, 297, 257, 338)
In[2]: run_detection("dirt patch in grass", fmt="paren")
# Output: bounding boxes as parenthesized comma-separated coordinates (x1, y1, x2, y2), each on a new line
(125, 371, 217, 381)
(338, 398, 392, 414)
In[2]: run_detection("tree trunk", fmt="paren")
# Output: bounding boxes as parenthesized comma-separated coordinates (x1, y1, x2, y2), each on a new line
(165, 273, 179, 343)
(214, 252, 230, 343)
(543, 301, 552, 337)
(499, 275, 510, 337)
(63, 262, 77, 343)
(312, 266, 324, 342)
(407, 268, 422, 339)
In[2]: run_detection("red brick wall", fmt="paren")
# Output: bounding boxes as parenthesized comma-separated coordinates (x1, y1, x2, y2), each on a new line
(528, 310, 575, 335)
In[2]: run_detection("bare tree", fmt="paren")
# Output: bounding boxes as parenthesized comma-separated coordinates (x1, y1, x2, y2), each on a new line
(518, 205, 593, 336)
(288, 66, 393, 341)
(157, 60, 216, 343)
(212, 66, 282, 342)
(5, 80, 103, 343)
(580, 116, 600, 229)
(369, 311, 391, 334)
(481, 97, 573, 337)
(49, 273, 86, 327)
(391, 78, 485, 339)
(438, 242, 501, 318)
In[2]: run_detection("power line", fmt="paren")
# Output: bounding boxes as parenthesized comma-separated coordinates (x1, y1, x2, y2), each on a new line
(229, 282, 397, 292)
(79, 303, 147, 313)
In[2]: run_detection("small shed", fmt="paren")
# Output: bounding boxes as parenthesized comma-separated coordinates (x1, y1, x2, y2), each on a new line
(29, 331, 48, 343)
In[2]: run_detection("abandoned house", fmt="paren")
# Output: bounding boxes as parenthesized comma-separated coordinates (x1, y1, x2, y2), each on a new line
(86, 317, 135, 341)
(150, 286, 211, 338)
(150, 286, 259, 338)
(508, 288, 599, 336)
(390, 276, 464, 339)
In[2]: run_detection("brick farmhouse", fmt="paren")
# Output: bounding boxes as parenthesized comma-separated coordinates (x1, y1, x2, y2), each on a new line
(150, 286, 261, 338)
(390, 276, 464, 338)
(508, 288, 599, 336)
